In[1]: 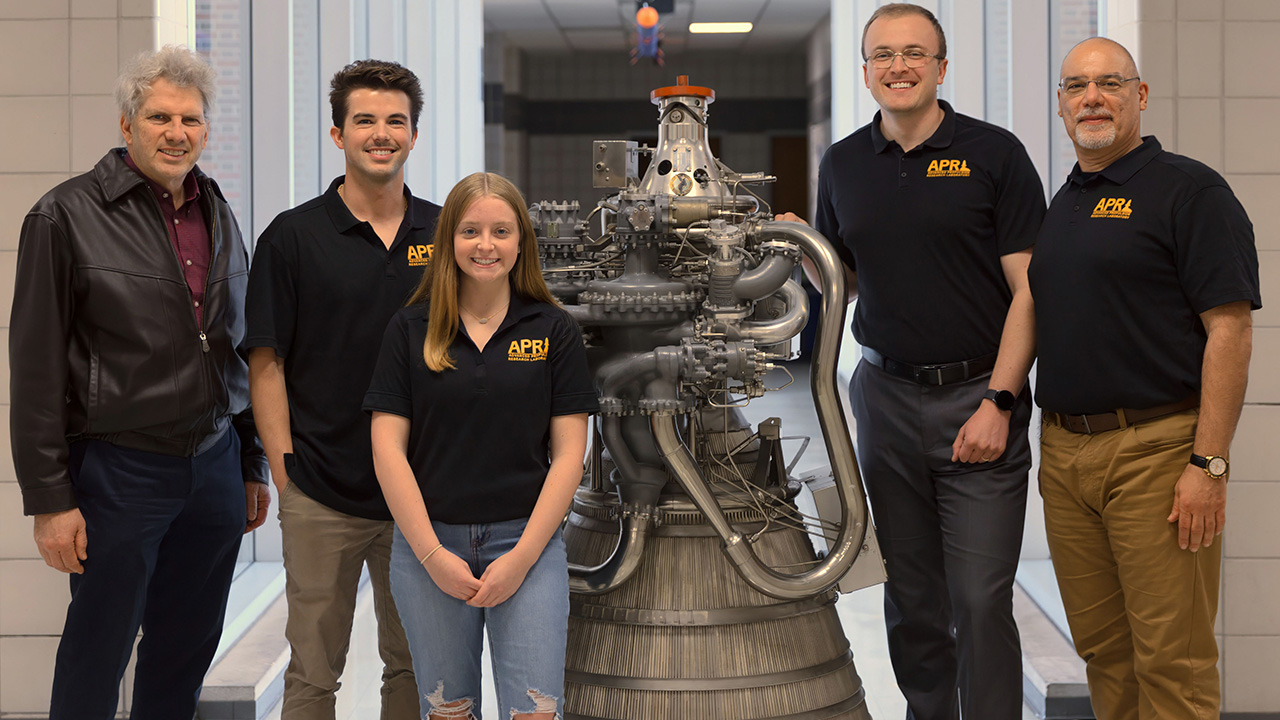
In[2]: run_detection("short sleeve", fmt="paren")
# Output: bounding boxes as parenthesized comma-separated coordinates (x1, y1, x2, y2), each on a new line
(813, 149, 857, 273)
(244, 236, 297, 356)
(547, 312, 598, 416)
(362, 310, 415, 419)
(993, 142, 1046, 256)
(1174, 185, 1262, 314)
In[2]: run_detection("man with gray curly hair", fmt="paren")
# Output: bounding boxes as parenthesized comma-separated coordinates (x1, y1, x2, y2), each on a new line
(10, 45, 270, 719)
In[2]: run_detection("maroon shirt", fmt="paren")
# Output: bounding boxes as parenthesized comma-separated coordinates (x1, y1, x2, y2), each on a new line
(123, 154, 211, 327)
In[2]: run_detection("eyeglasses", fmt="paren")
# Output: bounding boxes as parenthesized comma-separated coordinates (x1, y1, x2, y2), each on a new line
(865, 49, 943, 69)
(1058, 75, 1140, 96)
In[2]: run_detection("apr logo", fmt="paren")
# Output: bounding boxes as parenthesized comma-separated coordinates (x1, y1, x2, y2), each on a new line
(407, 244, 434, 267)
(507, 337, 549, 362)
(926, 159, 971, 177)
(1091, 197, 1133, 219)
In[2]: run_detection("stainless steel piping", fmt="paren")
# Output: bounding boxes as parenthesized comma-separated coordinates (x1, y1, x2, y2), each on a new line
(652, 219, 869, 600)
(731, 253, 796, 301)
(568, 514, 652, 594)
(737, 279, 808, 345)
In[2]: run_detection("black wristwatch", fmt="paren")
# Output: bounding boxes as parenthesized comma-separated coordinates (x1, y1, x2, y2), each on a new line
(983, 388, 1016, 412)
(1190, 453, 1229, 480)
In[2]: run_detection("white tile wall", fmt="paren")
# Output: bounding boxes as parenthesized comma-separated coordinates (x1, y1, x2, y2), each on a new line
(0, 97, 70, 173)
(0, 560, 68, 635)
(1225, 0, 1280, 21)
(70, 95, 121, 174)
(119, 0, 155, 19)
(1245, 327, 1280, 403)
(1231, 405, 1280, 482)
(1228, 174, 1280, 253)
(1224, 22, 1280, 97)
(1256, 251, 1279, 328)
(1224, 481, 1280, 558)
(1224, 99, 1280, 174)
(1178, 0, 1223, 20)
(0, 330, 9, 406)
(1176, 22, 1222, 98)
(1222, 558, 1280, 635)
(1174, 98, 1222, 171)
(1137, 21, 1176, 98)
(0, 20, 70, 96)
(1223, 635, 1280, 712)
(0, 636, 58, 714)
(1142, 0, 1176, 20)
(0, 175, 70, 251)
(118, 17, 155, 70)
(0, 411, 13, 482)
(71, 0, 116, 19)
(71, 19, 120, 95)
(0, 251, 14, 338)
(0, 486, 34, 559)
(1143, 97, 1175, 150)
(0, 0, 68, 19)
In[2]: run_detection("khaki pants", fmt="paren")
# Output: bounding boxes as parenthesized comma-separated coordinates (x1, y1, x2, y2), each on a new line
(1040, 409, 1220, 720)
(278, 482, 418, 720)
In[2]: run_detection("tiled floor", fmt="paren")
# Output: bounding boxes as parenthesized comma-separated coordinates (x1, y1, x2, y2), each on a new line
(264, 361, 1038, 719)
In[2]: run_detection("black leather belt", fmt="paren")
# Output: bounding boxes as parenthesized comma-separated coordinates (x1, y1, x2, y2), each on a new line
(861, 346, 997, 387)
(1043, 395, 1200, 435)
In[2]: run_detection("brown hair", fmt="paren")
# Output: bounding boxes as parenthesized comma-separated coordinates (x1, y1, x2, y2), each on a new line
(406, 172, 557, 372)
(329, 59, 424, 132)
(861, 3, 947, 61)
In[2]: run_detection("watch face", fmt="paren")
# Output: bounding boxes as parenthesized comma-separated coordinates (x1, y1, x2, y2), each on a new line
(996, 391, 1016, 411)
(1207, 456, 1228, 477)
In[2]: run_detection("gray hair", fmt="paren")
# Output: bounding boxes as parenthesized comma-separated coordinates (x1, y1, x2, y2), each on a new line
(115, 45, 216, 120)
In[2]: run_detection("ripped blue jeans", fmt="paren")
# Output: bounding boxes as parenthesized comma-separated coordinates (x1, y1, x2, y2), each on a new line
(390, 519, 567, 719)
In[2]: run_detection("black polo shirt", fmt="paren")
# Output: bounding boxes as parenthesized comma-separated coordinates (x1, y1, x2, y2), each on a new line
(245, 176, 441, 519)
(1029, 137, 1260, 415)
(814, 100, 1045, 364)
(363, 294, 598, 525)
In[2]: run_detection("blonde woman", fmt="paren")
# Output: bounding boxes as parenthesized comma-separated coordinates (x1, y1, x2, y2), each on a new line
(364, 172, 595, 719)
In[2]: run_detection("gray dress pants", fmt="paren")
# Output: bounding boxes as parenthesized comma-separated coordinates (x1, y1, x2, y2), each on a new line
(850, 358, 1031, 720)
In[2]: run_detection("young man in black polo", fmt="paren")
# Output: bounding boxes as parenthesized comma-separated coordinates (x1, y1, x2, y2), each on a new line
(781, 4, 1043, 718)
(245, 60, 441, 720)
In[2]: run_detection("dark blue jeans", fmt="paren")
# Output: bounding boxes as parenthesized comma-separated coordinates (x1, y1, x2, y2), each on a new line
(49, 429, 246, 720)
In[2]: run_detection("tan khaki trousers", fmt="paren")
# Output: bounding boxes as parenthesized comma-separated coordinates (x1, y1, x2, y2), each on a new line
(278, 483, 418, 720)
(1039, 409, 1220, 720)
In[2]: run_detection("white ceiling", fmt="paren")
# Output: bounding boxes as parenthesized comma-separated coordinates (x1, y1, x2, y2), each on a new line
(482, 0, 830, 54)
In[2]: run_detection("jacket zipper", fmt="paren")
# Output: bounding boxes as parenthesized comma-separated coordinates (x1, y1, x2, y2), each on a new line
(148, 182, 218, 448)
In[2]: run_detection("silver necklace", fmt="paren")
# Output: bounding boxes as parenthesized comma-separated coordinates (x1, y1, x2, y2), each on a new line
(461, 301, 509, 325)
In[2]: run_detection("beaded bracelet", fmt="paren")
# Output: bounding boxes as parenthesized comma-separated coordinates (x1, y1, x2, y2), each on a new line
(419, 543, 444, 567)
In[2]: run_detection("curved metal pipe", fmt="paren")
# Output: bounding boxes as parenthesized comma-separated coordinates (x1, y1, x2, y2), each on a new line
(737, 279, 808, 345)
(568, 350, 672, 594)
(652, 219, 869, 600)
(732, 253, 796, 301)
(568, 513, 652, 595)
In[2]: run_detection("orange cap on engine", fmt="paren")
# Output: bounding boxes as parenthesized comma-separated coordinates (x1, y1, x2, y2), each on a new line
(650, 75, 716, 104)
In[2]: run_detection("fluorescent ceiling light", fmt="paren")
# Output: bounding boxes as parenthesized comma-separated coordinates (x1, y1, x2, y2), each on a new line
(688, 22, 753, 34)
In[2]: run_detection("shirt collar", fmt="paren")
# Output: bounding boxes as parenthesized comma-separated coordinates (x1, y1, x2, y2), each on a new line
(871, 99, 956, 154)
(324, 175, 425, 233)
(420, 288, 545, 333)
(122, 151, 201, 207)
(1067, 135, 1162, 187)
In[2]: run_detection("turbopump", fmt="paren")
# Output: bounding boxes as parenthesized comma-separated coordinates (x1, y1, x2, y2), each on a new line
(533, 76, 880, 720)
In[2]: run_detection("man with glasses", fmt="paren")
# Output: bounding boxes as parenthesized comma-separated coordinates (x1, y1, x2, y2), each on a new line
(1030, 37, 1258, 719)
(779, 4, 1043, 718)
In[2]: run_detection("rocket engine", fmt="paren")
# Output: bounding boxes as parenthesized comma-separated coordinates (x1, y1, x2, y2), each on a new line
(533, 76, 878, 720)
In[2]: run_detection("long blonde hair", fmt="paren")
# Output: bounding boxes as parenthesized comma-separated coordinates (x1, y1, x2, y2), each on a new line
(407, 172, 557, 371)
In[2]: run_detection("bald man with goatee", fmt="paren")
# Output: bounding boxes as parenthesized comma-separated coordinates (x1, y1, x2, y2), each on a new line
(1029, 37, 1260, 719)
